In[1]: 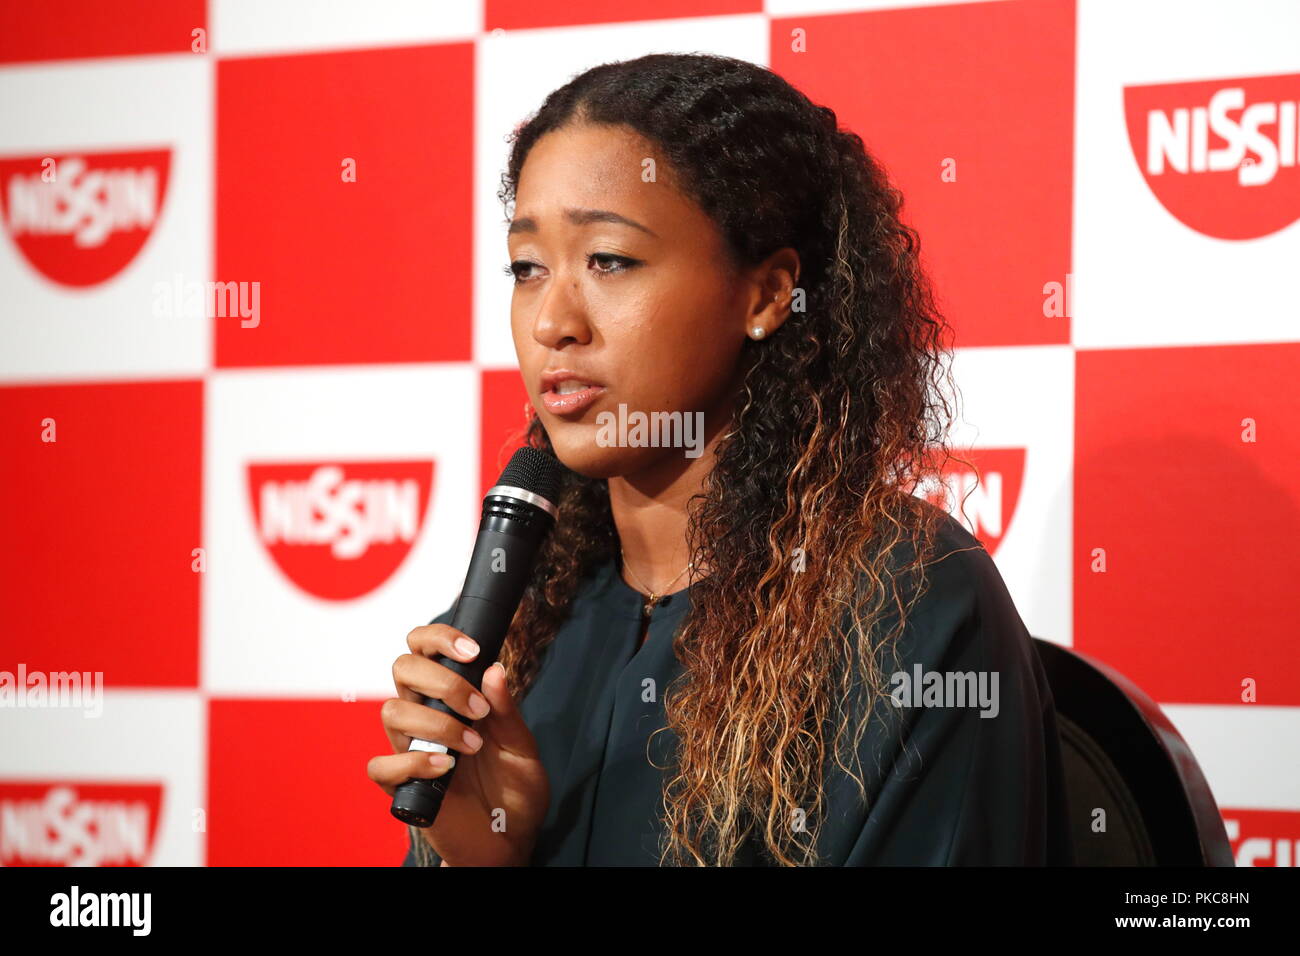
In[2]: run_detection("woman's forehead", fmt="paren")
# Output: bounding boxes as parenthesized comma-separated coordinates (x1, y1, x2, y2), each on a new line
(515, 125, 684, 207)
(508, 124, 739, 265)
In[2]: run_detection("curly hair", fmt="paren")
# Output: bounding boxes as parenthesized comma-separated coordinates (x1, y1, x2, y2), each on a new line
(491, 52, 966, 866)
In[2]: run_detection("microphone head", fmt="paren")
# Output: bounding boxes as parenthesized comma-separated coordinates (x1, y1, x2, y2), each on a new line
(494, 446, 565, 509)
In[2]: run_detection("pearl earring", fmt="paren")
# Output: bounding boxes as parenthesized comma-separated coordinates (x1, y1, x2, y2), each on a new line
(751, 326, 766, 339)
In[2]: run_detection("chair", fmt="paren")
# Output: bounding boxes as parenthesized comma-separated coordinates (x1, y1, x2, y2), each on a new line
(1032, 638, 1235, 866)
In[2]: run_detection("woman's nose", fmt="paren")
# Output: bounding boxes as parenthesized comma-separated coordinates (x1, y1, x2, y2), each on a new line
(531, 281, 592, 348)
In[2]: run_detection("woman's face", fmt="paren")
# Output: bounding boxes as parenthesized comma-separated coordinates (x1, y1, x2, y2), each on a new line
(507, 122, 789, 480)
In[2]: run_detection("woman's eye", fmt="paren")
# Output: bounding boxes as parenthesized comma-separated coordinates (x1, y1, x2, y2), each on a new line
(503, 261, 536, 283)
(588, 252, 636, 275)
(503, 254, 637, 284)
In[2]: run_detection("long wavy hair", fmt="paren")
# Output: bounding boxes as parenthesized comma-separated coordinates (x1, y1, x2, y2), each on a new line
(493, 52, 965, 866)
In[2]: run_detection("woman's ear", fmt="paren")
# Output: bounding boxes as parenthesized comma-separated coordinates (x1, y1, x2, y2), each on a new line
(744, 247, 801, 340)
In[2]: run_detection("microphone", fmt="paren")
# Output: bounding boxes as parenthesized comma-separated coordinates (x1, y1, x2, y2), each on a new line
(390, 446, 565, 829)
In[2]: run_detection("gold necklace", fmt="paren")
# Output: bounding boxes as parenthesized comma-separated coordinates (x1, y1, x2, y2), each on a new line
(620, 549, 693, 619)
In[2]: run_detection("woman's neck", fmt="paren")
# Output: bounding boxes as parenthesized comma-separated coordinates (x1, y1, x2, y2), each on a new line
(606, 413, 730, 595)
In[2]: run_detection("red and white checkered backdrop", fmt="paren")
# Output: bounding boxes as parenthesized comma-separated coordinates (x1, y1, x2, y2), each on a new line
(0, 0, 1296, 867)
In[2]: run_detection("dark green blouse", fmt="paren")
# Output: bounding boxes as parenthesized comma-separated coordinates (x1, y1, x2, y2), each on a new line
(402, 512, 1074, 866)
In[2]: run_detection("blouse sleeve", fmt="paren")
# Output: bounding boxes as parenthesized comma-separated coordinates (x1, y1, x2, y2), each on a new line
(837, 530, 1074, 866)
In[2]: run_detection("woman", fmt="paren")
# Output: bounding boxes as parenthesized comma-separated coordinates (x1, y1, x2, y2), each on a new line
(368, 52, 1074, 867)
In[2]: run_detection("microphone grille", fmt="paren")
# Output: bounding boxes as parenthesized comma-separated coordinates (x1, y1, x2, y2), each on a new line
(495, 446, 565, 506)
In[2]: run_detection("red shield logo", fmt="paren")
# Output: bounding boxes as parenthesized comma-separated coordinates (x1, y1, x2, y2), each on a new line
(0, 148, 172, 286)
(1124, 73, 1300, 239)
(0, 781, 164, 866)
(247, 460, 436, 601)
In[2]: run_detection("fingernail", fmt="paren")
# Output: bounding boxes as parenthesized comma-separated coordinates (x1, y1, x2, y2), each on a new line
(430, 753, 455, 769)
(468, 692, 490, 718)
(455, 637, 479, 658)
(462, 728, 483, 751)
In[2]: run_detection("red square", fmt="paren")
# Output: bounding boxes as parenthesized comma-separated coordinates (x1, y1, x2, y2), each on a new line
(0, 0, 204, 65)
(771, 0, 1076, 347)
(1074, 344, 1300, 705)
(216, 44, 473, 368)
(207, 698, 410, 866)
(0, 381, 202, 688)
(479, 368, 531, 501)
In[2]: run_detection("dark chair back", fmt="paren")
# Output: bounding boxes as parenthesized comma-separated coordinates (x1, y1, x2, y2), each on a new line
(1032, 638, 1234, 866)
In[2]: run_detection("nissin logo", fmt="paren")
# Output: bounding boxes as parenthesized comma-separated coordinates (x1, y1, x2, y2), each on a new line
(248, 461, 435, 601)
(0, 149, 171, 287)
(1124, 73, 1300, 239)
(911, 448, 1026, 556)
(0, 782, 163, 867)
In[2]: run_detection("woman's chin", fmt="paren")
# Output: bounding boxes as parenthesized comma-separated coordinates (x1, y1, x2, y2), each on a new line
(547, 431, 664, 481)
(548, 439, 626, 480)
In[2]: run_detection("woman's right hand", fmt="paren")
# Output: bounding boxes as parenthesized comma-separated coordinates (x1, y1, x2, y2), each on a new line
(368, 623, 550, 866)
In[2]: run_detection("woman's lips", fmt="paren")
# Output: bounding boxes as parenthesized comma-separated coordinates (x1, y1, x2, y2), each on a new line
(540, 385, 608, 416)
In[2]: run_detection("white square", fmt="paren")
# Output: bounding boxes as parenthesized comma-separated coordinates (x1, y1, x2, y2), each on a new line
(202, 364, 480, 696)
(0, 54, 212, 381)
(933, 345, 1074, 645)
(1073, 0, 1300, 349)
(211, 0, 480, 57)
(0, 690, 205, 866)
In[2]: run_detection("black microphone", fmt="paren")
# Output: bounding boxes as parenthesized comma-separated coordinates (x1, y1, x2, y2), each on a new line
(390, 446, 565, 829)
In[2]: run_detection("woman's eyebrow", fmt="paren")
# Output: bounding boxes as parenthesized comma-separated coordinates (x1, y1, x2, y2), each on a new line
(508, 207, 659, 238)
